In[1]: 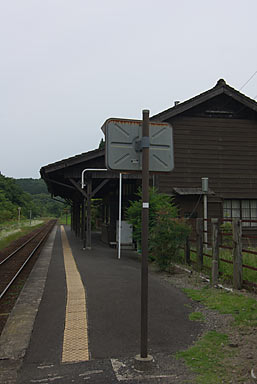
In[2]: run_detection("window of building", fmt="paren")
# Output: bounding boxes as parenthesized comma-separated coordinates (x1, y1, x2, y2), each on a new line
(223, 200, 257, 227)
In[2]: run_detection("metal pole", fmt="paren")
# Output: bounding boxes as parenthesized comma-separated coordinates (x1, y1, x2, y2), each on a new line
(118, 173, 122, 259)
(141, 109, 150, 358)
(29, 209, 32, 225)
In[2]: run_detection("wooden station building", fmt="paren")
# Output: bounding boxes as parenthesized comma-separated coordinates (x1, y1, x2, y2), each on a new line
(40, 79, 257, 247)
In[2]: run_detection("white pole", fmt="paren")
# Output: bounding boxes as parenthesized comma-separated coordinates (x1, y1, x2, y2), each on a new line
(118, 173, 122, 259)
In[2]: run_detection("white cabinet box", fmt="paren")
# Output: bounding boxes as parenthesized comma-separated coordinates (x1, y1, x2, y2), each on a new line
(116, 220, 133, 248)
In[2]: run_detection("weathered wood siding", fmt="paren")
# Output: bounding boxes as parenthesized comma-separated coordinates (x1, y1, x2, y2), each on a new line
(158, 117, 257, 199)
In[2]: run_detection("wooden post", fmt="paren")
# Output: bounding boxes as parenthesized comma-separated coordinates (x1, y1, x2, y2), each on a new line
(184, 236, 191, 265)
(232, 219, 243, 290)
(82, 198, 86, 249)
(211, 218, 220, 286)
(74, 203, 77, 234)
(78, 203, 81, 237)
(80, 198, 85, 240)
(86, 179, 92, 249)
(74, 202, 80, 237)
(71, 205, 73, 231)
(73, 203, 76, 233)
(196, 218, 203, 270)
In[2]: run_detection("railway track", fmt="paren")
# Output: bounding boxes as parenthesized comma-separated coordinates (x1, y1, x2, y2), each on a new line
(0, 220, 56, 334)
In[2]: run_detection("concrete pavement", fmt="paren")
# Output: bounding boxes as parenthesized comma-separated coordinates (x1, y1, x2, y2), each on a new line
(0, 225, 203, 383)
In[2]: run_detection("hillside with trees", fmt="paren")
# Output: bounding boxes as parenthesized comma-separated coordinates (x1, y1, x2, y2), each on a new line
(16, 178, 48, 194)
(0, 174, 67, 222)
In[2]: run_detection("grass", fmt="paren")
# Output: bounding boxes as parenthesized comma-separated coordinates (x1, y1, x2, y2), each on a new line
(176, 331, 231, 384)
(189, 248, 257, 285)
(0, 219, 45, 250)
(176, 286, 257, 383)
(189, 312, 205, 322)
(58, 214, 71, 225)
(184, 287, 257, 327)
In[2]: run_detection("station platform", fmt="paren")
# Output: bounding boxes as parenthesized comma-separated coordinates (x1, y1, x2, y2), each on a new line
(0, 224, 203, 383)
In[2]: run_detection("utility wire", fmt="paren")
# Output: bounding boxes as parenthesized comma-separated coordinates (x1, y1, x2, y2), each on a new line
(239, 70, 257, 91)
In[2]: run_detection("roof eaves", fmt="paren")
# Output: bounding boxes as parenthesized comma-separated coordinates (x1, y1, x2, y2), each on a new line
(41, 148, 105, 174)
(151, 79, 257, 122)
(151, 86, 224, 122)
(223, 86, 257, 112)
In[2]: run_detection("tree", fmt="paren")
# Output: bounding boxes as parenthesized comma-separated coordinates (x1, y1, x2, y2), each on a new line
(98, 138, 105, 150)
(126, 187, 178, 246)
(126, 187, 190, 270)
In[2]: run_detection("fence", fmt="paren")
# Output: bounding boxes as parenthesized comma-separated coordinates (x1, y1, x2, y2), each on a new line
(184, 218, 257, 290)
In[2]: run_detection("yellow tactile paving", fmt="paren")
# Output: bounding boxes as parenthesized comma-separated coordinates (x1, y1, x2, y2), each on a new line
(60, 225, 89, 363)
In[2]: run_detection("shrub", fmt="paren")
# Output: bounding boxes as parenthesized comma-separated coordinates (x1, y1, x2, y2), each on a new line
(220, 222, 233, 247)
(126, 187, 191, 270)
(150, 211, 191, 271)
(126, 187, 178, 249)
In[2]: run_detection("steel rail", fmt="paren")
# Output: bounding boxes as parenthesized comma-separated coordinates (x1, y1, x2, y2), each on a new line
(0, 230, 43, 266)
(0, 222, 55, 301)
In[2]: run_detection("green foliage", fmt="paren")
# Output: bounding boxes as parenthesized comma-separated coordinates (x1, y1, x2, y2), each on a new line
(31, 194, 64, 217)
(126, 187, 190, 270)
(220, 221, 233, 247)
(98, 138, 105, 150)
(126, 187, 178, 247)
(0, 174, 32, 222)
(190, 246, 257, 285)
(177, 287, 257, 383)
(58, 213, 71, 225)
(150, 214, 191, 271)
(183, 288, 257, 327)
(0, 220, 45, 250)
(91, 199, 102, 230)
(0, 174, 67, 223)
(189, 312, 205, 322)
(15, 178, 48, 194)
(176, 331, 231, 384)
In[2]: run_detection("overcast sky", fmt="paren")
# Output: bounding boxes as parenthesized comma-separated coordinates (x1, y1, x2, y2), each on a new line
(1, 0, 257, 179)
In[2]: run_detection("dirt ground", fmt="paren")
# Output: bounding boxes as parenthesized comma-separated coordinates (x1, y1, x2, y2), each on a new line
(155, 265, 257, 384)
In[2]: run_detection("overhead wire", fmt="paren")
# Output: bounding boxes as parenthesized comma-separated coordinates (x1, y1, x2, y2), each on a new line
(239, 70, 257, 91)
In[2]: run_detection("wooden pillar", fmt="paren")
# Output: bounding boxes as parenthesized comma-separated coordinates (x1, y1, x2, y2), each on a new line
(196, 218, 203, 270)
(76, 203, 81, 237)
(73, 203, 76, 234)
(232, 219, 243, 290)
(82, 198, 86, 249)
(70, 206, 72, 229)
(211, 218, 220, 286)
(86, 179, 92, 249)
(74, 202, 78, 236)
(71, 203, 75, 232)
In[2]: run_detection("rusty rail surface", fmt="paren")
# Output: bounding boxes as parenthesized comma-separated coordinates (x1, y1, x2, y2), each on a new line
(0, 220, 56, 300)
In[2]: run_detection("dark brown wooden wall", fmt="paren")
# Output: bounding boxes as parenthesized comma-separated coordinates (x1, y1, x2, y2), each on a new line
(158, 117, 257, 199)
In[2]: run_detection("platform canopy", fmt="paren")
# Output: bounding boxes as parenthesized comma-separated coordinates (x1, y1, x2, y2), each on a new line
(40, 147, 143, 248)
(40, 148, 141, 203)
